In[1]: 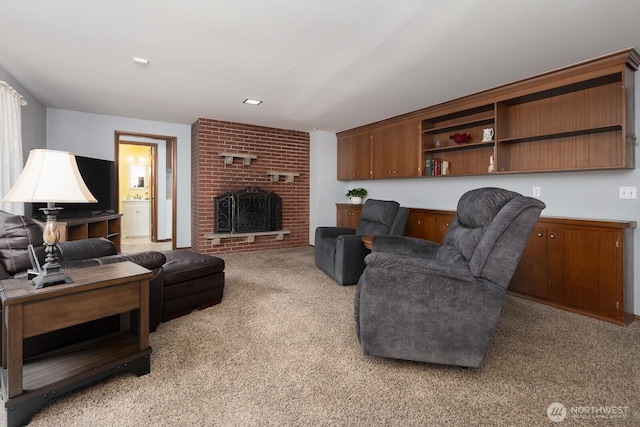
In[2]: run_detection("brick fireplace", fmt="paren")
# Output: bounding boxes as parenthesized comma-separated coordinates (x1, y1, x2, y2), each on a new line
(191, 118, 309, 255)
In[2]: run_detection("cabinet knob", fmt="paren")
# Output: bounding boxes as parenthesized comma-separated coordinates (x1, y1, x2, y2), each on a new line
(537, 233, 543, 237)
(550, 234, 555, 239)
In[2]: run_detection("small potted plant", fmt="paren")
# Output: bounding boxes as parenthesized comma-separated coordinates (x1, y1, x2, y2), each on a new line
(346, 188, 367, 205)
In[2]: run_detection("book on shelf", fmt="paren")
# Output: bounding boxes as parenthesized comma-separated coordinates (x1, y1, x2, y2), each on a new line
(425, 157, 434, 175)
(424, 157, 450, 176)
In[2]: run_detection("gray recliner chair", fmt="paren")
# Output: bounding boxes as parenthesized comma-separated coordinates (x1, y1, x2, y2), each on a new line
(315, 199, 409, 285)
(354, 188, 545, 368)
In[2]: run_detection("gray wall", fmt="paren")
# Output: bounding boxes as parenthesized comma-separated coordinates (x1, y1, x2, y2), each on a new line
(46, 109, 192, 248)
(309, 131, 342, 243)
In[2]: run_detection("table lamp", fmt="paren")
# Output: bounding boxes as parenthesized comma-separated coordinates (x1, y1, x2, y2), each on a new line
(1, 149, 97, 288)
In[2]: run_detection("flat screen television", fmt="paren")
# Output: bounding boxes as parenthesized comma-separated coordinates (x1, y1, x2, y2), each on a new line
(31, 155, 116, 219)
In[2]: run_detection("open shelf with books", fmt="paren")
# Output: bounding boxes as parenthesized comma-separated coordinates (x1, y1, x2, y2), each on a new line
(422, 104, 494, 151)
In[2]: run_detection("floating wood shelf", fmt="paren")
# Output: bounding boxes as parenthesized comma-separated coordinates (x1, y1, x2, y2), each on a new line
(204, 229, 291, 245)
(267, 171, 300, 183)
(220, 152, 257, 166)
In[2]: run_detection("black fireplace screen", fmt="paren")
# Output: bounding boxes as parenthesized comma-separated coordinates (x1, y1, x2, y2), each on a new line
(214, 187, 282, 233)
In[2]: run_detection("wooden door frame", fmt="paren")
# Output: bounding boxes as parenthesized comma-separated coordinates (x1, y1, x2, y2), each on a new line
(115, 131, 177, 248)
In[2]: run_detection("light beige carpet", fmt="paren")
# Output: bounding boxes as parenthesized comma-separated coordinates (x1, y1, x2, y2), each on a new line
(18, 247, 640, 426)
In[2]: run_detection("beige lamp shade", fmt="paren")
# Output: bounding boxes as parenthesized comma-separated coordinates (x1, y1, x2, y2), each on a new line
(1, 149, 97, 203)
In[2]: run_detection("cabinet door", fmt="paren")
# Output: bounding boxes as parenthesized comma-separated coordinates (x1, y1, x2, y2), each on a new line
(546, 227, 619, 318)
(508, 226, 547, 298)
(395, 120, 421, 177)
(371, 125, 399, 178)
(433, 213, 455, 244)
(337, 132, 371, 180)
(137, 203, 151, 236)
(353, 133, 372, 179)
(405, 210, 435, 240)
(122, 202, 150, 237)
(337, 137, 353, 180)
(122, 206, 137, 237)
(371, 120, 421, 178)
(336, 204, 362, 228)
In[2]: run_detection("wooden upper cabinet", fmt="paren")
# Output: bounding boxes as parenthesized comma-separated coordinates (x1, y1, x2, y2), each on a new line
(338, 48, 638, 180)
(371, 120, 421, 178)
(338, 119, 421, 181)
(337, 131, 371, 180)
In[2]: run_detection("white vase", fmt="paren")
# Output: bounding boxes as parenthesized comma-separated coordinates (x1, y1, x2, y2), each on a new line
(350, 196, 362, 205)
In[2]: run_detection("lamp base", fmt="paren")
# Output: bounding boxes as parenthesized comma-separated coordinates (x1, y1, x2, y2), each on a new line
(32, 262, 73, 289)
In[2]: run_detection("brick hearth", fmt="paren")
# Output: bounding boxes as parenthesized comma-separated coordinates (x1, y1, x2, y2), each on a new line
(191, 118, 309, 254)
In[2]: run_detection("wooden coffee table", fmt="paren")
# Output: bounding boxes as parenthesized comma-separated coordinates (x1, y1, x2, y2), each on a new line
(0, 261, 153, 427)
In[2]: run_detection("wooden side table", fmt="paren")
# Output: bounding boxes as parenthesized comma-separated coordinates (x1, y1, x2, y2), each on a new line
(361, 235, 374, 250)
(0, 261, 153, 427)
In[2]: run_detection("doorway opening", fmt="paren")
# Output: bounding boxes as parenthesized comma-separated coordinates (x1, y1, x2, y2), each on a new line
(115, 131, 177, 251)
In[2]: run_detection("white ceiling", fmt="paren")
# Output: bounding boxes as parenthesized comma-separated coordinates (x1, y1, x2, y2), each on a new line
(1, 0, 640, 133)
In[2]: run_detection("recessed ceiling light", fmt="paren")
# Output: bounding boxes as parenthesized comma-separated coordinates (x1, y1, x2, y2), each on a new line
(243, 98, 263, 105)
(133, 57, 149, 65)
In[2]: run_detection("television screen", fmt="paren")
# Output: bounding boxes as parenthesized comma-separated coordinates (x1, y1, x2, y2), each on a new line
(31, 155, 116, 219)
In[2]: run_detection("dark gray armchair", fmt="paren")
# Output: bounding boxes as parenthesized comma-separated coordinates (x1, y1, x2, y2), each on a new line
(315, 199, 408, 285)
(354, 188, 545, 368)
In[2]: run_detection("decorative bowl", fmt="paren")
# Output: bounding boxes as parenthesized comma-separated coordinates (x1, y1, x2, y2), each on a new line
(450, 133, 471, 144)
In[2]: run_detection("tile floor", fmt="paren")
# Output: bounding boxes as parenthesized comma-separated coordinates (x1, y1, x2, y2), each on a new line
(120, 237, 173, 254)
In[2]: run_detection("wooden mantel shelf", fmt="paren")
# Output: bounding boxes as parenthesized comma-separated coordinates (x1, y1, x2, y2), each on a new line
(204, 229, 291, 245)
(267, 171, 300, 183)
(220, 152, 257, 166)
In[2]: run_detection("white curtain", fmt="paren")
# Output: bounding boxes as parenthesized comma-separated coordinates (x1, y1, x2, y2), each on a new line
(0, 81, 27, 214)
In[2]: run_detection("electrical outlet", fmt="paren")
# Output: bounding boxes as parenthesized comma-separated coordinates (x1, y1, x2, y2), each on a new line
(532, 187, 541, 197)
(619, 186, 637, 199)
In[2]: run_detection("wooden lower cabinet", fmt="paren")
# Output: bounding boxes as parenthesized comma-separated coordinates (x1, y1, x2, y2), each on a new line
(406, 209, 455, 243)
(401, 208, 635, 325)
(336, 204, 363, 228)
(509, 218, 635, 325)
(508, 226, 548, 299)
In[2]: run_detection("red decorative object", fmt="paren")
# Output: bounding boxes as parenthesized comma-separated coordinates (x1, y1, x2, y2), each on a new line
(450, 133, 471, 144)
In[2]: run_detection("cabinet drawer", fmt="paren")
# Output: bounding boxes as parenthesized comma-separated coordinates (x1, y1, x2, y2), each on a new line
(22, 282, 141, 337)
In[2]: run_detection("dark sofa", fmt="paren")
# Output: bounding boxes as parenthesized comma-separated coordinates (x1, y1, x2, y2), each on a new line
(0, 210, 224, 358)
